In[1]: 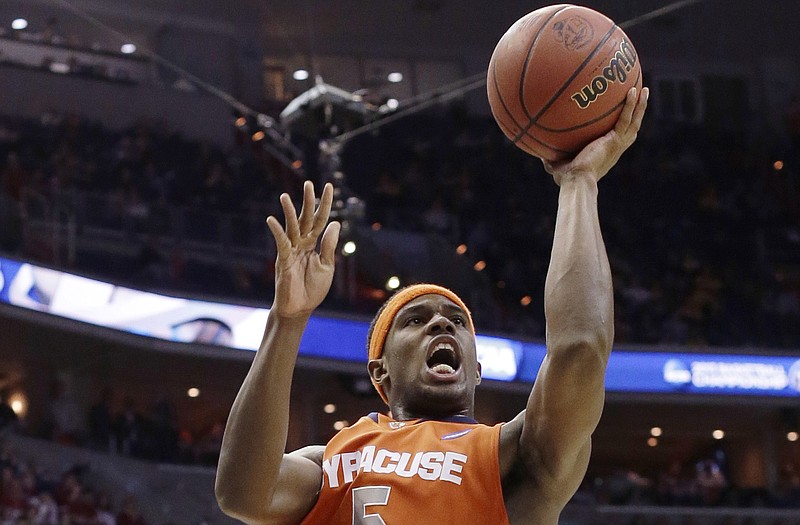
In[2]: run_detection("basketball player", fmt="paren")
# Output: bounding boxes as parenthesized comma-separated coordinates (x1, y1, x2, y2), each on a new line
(216, 86, 649, 524)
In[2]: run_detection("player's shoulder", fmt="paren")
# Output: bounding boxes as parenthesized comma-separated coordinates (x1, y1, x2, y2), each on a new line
(289, 445, 326, 466)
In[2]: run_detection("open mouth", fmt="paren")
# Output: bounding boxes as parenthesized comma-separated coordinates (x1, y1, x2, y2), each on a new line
(426, 338, 461, 375)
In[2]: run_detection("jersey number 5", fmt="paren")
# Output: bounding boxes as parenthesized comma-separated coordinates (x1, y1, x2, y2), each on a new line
(352, 486, 391, 525)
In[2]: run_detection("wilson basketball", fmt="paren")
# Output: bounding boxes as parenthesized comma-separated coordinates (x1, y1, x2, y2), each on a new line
(487, 4, 642, 161)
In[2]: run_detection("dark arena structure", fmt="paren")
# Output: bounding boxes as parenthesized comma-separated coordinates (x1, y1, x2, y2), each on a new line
(1, 0, 799, 523)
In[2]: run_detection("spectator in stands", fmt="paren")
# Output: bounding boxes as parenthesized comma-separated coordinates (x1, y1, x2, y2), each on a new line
(694, 458, 728, 506)
(66, 488, 99, 525)
(194, 421, 224, 467)
(114, 398, 143, 457)
(28, 491, 58, 525)
(94, 490, 116, 525)
(87, 388, 114, 453)
(116, 495, 146, 525)
(145, 395, 178, 462)
(44, 378, 81, 445)
(0, 390, 18, 433)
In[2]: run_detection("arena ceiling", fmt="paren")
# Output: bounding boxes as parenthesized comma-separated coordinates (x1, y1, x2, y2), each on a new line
(0, 0, 774, 58)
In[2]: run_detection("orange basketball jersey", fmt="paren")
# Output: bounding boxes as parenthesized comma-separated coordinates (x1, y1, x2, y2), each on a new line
(300, 413, 509, 525)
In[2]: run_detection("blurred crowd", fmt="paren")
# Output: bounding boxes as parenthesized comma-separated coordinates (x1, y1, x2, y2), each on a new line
(0, 442, 149, 525)
(590, 457, 800, 509)
(30, 383, 224, 469)
(2, 100, 800, 347)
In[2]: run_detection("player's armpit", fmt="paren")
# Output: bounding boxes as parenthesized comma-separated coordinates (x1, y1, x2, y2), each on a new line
(264, 449, 324, 525)
(222, 449, 323, 525)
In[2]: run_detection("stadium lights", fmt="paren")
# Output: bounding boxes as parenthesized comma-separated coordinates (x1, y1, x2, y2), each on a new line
(11, 18, 28, 30)
(48, 62, 70, 74)
(120, 43, 137, 54)
(343, 241, 357, 255)
(9, 392, 28, 417)
(293, 69, 310, 81)
(386, 276, 400, 290)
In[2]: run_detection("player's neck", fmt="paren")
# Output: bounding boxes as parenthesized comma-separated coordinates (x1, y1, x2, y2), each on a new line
(390, 405, 474, 422)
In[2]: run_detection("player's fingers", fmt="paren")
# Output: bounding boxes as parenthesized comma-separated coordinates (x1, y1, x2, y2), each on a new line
(614, 87, 638, 136)
(298, 180, 315, 235)
(280, 193, 301, 243)
(629, 87, 649, 134)
(266, 216, 292, 257)
(312, 183, 334, 239)
(319, 221, 341, 267)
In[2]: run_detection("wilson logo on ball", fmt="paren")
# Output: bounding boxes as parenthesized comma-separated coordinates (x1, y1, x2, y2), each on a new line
(571, 39, 638, 109)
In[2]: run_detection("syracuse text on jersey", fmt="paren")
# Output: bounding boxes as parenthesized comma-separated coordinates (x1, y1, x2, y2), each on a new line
(322, 446, 469, 488)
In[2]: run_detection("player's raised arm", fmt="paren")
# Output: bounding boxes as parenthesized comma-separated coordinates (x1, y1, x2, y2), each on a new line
(215, 181, 341, 525)
(508, 87, 648, 511)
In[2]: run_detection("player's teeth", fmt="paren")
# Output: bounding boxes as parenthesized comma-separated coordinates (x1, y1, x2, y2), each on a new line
(432, 364, 455, 374)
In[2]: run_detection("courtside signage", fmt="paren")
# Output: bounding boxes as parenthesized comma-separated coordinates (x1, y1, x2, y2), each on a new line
(2, 256, 798, 397)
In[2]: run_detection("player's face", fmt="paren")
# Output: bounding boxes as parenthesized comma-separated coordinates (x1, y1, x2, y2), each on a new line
(380, 294, 481, 418)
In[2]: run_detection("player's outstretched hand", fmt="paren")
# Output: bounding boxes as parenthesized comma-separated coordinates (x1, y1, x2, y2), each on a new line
(266, 181, 341, 318)
(544, 86, 648, 186)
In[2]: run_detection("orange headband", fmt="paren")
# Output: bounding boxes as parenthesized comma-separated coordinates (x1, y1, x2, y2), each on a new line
(368, 284, 475, 405)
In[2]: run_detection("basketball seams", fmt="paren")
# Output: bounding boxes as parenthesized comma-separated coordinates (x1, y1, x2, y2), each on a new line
(517, 6, 571, 120)
(489, 59, 523, 139)
(511, 22, 619, 144)
(516, 133, 572, 158)
(491, 55, 572, 158)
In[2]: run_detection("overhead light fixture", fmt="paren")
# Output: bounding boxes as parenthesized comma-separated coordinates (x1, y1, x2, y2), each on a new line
(387, 72, 403, 83)
(293, 69, 310, 81)
(120, 43, 137, 54)
(386, 276, 400, 290)
(386, 98, 399, 110)
(9, 392, 28, 417)
(48, 62, 71, 74)
(11, 19, 28, 30)
(712, 429, 725, 440)
(343, 241, 357, 255)
(187, 387, 200, 398)
(324, 403, 337, 414)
